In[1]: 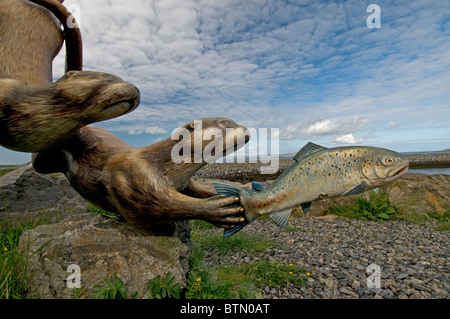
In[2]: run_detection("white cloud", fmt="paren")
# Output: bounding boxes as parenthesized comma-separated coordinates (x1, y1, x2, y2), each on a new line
(281, 117, 370, 141)
(46, 0, 450, 151)
(128, 126, 167, 135)
(332, 134, 361, 144)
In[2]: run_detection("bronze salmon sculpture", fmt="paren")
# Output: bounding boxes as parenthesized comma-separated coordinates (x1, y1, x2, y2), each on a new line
(214, 142, 409, 238)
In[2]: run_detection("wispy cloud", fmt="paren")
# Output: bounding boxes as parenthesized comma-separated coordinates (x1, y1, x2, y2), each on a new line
(1, 0, 449, 164)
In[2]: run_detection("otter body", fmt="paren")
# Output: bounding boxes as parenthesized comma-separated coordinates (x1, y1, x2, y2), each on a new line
(33, 118, 249, 228)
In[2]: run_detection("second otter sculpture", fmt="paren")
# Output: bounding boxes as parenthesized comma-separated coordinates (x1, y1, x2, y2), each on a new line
(0, 71, 140, 152)
(33, 118, 249, 228)
(0, 0, 140, 152)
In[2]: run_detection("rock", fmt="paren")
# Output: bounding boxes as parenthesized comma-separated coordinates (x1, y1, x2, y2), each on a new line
(386, 174, 449, 215)
(0, 163, 88, 229)
(17, 213, 191, 299)
(396, 273, 409, 280)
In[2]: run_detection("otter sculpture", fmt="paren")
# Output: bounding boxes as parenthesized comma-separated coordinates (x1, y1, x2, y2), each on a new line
(33, 118, 249, 228)
(3, 0, 245, 228)
(0, 0, 140, 152)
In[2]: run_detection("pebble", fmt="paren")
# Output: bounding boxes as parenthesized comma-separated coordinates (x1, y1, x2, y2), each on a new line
(202, 217, 450, 299)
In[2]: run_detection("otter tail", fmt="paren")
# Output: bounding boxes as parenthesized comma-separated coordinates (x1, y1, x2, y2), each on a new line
(28, 0, 83, 72)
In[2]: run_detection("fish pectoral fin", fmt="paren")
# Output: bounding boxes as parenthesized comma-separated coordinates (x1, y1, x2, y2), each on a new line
(342, 181, 368, 196)
(293, 142, 328, 162)
(213, 181, 242, 197)
(223, 220, 249, 239)
(301, 202, 312, 214)
(251, 182, 266, 191)
(269, 208, 293, 228)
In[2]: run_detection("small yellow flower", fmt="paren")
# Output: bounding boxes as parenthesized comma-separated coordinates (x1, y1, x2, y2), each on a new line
(3, 247, 7, 252)
(289, 264, 293, 267)
(289, 271, 293, 275)
(195, 277, 201, 282)
(306, 272, 311, 276)
(269, 280, 272, 283)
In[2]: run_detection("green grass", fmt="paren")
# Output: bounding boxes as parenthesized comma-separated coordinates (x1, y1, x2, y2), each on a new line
(428, 210, 450, 231)
(187, 219, 308, 298)
(190, 220, 274, 256)
(217, 259, 308, 292)
(86, 204, 122, 219)
(329, 190, 398, 221)
(328, 190, 449, 232)
(0, 211, 52, 299)
(0, 169, 16, 178)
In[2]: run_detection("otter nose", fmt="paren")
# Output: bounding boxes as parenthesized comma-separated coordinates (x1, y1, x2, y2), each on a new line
(131, 85, 141, 108)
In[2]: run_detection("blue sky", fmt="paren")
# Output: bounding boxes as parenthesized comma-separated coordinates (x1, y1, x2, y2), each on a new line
(1, 0, 449, 164)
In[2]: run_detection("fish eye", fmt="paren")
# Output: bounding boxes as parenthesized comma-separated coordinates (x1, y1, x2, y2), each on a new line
(384, 157, 395, 165)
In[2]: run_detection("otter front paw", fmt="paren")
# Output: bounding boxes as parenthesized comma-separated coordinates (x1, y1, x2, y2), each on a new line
(201, 196, 245, 229)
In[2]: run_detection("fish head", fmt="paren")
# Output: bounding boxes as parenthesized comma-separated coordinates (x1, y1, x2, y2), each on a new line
(360, 147, 409, 186)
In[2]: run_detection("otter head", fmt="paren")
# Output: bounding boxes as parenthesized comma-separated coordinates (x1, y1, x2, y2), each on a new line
(171, 117, 250, 165)
(0, 71, 140, 152)
(53, 71, 140, 121)
(164, 117, 249, 188)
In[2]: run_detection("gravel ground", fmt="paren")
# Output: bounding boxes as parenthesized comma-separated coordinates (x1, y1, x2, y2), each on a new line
(203, 217, 449, 299)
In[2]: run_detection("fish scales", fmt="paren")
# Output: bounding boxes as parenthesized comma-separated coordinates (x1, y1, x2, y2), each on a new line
(213, 142, 409, 238)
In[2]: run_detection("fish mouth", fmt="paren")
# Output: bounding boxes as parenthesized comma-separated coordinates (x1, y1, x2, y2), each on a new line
(394, 164, 409, 176)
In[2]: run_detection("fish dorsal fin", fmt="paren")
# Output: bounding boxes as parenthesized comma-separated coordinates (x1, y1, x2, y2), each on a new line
(342, 181, 368, 196)
(293, 142, 327, 162)
(269, 208, 293, 228)
(251, 182, 266, 191)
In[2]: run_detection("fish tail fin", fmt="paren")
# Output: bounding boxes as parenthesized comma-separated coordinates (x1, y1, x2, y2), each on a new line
(223, 220, 249, 239)
(213, 181, 243, 197)
(213, 181, 250, 239)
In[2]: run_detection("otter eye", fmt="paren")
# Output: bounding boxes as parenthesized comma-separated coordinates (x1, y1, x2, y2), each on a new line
(384, 157, 395, 165)
(66, 71, 78, 77)
(219, 119, 233, 127)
